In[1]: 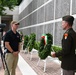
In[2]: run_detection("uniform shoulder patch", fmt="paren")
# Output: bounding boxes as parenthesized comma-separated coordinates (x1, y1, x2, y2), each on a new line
(64, 33, 68, 39)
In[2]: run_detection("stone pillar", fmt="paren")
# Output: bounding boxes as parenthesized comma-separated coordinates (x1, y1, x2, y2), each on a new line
(13, 15, 19, 21)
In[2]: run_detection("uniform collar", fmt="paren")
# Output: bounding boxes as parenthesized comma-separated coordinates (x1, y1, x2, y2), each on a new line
(65, 28, 73, 33)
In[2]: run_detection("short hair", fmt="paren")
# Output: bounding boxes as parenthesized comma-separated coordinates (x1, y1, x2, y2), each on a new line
(62, 15, 74, 26)
(10, 21, 19, 25)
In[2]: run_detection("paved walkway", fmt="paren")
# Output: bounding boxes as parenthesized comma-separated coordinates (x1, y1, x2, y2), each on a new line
(18, 54, 37, 75)
(0, 51, 62, 75)
(20, 51, 61, 75)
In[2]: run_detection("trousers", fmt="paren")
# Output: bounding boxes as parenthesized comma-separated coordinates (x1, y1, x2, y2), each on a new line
(63, 69, 75, 75)
(4, 53, 18, 75)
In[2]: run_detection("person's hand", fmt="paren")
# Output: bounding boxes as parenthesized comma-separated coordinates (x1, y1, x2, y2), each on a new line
(51, 52, 56, 57)
(13, 51, 19, 56)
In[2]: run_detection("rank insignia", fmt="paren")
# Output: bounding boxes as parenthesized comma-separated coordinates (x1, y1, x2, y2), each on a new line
(64, 33, 68, 39)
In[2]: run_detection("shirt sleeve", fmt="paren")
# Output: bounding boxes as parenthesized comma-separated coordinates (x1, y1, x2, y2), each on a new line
(4, 33, 11, 42)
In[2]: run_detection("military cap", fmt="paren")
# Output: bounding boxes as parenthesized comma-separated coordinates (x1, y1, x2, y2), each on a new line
(62, 15, 74, 25)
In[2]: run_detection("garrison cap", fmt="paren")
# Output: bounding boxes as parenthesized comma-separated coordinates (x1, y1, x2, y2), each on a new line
(62, 15, 74, 25)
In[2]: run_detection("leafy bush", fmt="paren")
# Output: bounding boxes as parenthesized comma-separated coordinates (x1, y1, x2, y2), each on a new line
(52, 45, 62, 52)
(34, 41, 40, 50)
(19, 31, 23, 42)
(27, 33, 36, 52)
(23, 35, 29, 50)
(52, 45, 62, 61)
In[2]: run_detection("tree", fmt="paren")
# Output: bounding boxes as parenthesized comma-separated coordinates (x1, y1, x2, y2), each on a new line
(16, 0, 23, 5)
(0, 0, 23, 15)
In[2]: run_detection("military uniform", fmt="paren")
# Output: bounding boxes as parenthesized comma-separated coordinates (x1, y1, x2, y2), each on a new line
(56, 28, 76, 70)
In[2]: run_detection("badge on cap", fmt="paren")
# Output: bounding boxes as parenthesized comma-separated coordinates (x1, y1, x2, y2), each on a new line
(64, 33, 68, 39)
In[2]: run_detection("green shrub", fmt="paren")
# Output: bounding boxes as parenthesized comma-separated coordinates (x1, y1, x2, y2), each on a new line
(34, 41, 40, 50)
(52, 45, 62, 61)
(27, 33, 36, 52)
(23, 35, 29, 50)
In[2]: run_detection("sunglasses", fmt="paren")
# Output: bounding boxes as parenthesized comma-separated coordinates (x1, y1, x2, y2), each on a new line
(15, 23, 19, 25)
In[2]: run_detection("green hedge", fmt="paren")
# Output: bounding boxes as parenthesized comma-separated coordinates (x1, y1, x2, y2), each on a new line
(23, 35, 29, 50)
(52, 45, 62, 61)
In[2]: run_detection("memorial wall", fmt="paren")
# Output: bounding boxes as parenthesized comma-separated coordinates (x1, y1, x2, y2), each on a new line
(18, 0, 76, 46)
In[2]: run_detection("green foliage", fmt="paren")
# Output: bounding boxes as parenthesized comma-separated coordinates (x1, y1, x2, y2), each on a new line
(19, 31, 23, 42)
(34, 41, 40, 50)
(52, 45, 62, 52)
(27, 33, 36, 52)
(52, 45, 62, 61)
(39, 38, 45, 52)
(38, 33, 53, 59)
(0, 0, 23, 15)
(23, 35, 29, 50)
(16, 0, 23, 5)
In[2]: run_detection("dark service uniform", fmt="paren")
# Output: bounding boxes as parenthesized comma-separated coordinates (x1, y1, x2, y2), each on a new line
(55, 28, 76, 70)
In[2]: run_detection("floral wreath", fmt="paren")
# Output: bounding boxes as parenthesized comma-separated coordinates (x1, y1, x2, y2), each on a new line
(38, 33, 53, 59)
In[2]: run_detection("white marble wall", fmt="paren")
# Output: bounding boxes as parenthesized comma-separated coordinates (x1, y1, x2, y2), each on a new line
(18, 0, 76, 46)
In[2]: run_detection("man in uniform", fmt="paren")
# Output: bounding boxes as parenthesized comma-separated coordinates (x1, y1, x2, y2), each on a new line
(51, 15, 76, 75)
(4, 21, 21, 75)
